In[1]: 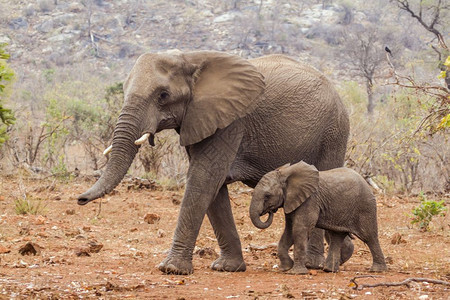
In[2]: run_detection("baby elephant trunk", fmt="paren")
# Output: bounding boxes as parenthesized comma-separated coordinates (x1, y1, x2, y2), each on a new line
(249, 197, 274, 229)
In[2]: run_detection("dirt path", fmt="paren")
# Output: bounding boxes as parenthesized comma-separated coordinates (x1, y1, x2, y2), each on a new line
(0, 176, 448, 299)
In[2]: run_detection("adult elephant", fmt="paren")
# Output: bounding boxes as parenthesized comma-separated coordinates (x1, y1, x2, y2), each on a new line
(78, 51, 351, 275)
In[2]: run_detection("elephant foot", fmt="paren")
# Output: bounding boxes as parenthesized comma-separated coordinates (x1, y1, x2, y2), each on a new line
(305, 253, 325, 269)
(211, 256, 246, 272)
(158, 256, 193, 275)
(324, 255, 340, 273)
(370, 262, 387, 273)
(278, 258, 294, 272)
(323, 262, 340, 273)
(286, 264, 309, 275)
(340, 236, 354, 265)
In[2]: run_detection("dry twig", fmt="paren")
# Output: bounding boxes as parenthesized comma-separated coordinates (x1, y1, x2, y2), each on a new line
(350, 275, 450, 290)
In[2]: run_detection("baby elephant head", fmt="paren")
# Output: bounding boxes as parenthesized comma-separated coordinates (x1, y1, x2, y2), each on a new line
(250, 161, 319, 229)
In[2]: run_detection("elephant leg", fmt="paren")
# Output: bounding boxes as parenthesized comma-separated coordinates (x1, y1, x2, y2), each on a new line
(324, 231, 354, 266)
(340, 235, 354, 265)
(158, 123, 243, 275)
(287, 225, 310, 275)
(323, 231, 347, 272)
(360, 228, 387, 272)
(278, 214, 294, 271)
(207, 185, 246, 272)
(305, 228, 325, 269)
(288, 202, 318, 275)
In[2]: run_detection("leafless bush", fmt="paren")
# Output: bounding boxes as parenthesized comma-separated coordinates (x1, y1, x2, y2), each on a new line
(342, 81, 449, 194)
(138, 131, 188, 188)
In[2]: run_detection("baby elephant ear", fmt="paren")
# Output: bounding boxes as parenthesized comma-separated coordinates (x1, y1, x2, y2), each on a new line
(179, 51, 265, 146)
(281, 161, 319, 214)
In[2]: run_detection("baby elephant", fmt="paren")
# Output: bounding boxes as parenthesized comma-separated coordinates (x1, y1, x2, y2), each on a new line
(250, 161, 387, 274)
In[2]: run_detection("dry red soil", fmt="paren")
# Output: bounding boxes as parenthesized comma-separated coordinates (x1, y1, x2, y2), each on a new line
(0, 175, 449, 299)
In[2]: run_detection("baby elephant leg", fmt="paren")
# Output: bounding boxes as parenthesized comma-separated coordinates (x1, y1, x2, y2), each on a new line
(366, 237, 387, 272)
(324, 231, 347, 273)
(287, 226, 309, 275)
(278, 215, 294, 271)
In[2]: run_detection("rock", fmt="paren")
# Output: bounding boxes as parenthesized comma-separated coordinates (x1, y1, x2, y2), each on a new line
(48, 33, 75, 43)
(52, 13, 76, 27)
(88, 240, 103, 253)
(195, 247, 218, 259)
(34, 215, 46, 225)
(385, 256, 394, 264)
(23, 4, 36, 17)
(65, 228, 80, 237)
(18, 242, 42, 256)
(391, 233, 406, 244)
(0, 245, 11, 254)
(35, 19, 54, 33)
(144, 213, 160, 224)
(157, 229, 165, 238)
(65, 209, 75, 215)
(172, 196, 181, 205)
(213, 12, 241, 23)
(75, 248, 91, 257)
(68, 2, 84, 13)
(127, 177, 157, 190)
(9, 17, 28, 30)
(309, 269, 318, 275)
(0, 35, 11, 44)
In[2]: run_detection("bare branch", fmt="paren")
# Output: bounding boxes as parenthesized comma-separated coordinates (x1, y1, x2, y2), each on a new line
(350, 275, 450, 290)
(395, 0, 448, 49)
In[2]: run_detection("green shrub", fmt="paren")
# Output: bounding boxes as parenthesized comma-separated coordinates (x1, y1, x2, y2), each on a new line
(14, 196, 47, 215)
(411, 193, 447, 231)
(0, 44, 15, 146)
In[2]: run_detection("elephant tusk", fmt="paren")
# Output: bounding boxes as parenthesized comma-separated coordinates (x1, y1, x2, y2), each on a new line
(103, 145, 112, 156)
(134, 133, 150, 145)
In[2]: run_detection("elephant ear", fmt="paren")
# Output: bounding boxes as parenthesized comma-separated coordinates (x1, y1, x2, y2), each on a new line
(179, 51, 265, 146)
(281, 161, 319, 214)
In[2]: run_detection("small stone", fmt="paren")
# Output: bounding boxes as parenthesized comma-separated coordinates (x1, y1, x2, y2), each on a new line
(130, 227, 138, 232)
(65, 209, 75, 215)
(37, 231, 48, 238)
(195, 247, 218, 259)
(157, 229, 165, 238)
(34, 216, 46, 225)
(0, 245, 11, 254)
(144, 213, 160, 224)
(88, 240, 103, 253)
(19, 242, 42, 256)
(82, 226, 91, 232)
(65, 228, 80, 237)
(385, 256, 394, 264)
(172, 197, 181, 205)
(309, 269, 318, 275)
(391, 233, 406, 245)
(75, 248, 91, 257)
(54, 196, 62, 201)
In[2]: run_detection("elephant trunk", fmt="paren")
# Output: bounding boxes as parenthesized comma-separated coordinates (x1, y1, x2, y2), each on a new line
(78, 110, 143, 205)
(250, 197, 274, 229)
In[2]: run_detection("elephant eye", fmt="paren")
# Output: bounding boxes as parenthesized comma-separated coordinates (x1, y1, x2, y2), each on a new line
(158, 91, 170, 104)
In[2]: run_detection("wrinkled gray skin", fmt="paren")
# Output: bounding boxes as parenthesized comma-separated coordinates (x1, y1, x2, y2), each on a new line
(78, 51, 351, 275)
(250, 161, 387, 274)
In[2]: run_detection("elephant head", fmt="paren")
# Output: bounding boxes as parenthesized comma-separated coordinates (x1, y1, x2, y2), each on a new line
(78, 51, 265, 205)
(250, 162, 319, 229)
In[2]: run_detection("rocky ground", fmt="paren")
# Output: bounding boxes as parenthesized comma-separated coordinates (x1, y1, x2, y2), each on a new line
(0, 175, 448, 299)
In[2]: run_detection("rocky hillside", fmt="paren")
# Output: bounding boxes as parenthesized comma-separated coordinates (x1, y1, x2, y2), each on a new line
(1, 0, 379, 81)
